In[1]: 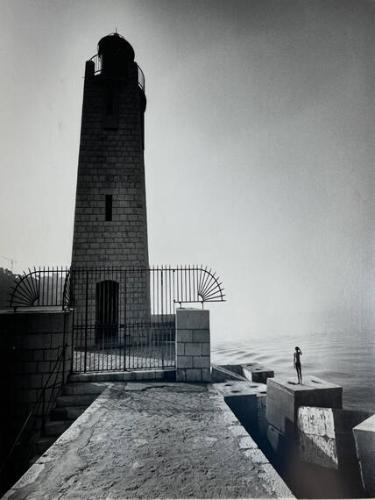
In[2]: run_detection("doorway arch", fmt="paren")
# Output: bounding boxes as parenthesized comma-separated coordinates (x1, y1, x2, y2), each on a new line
(95, 280, 119, 346)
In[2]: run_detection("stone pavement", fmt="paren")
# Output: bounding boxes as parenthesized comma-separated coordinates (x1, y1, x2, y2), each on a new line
(4, 383, 293, 499)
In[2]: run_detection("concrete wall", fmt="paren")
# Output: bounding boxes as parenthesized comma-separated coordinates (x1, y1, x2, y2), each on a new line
(175, 308, 210, 382)
(0, 309, 72, 463)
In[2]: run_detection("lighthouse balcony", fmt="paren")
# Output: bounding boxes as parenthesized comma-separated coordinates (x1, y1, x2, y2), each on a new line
(89, 53, 145, 91)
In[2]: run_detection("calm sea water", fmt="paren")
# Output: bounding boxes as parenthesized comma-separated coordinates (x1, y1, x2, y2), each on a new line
(212, 330, 375, 413)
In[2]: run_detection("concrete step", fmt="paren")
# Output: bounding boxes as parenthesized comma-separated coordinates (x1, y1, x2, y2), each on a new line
(62, 382, 108, 396)
(44, 420, 71, 437)
(50, 406, 87, 421)
(35, 436, 56, 455)
(56, 394, 98, 407)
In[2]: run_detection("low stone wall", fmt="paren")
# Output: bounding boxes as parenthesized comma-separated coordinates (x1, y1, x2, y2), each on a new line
(0, 308, 72, 465)
(175, 308, 210, 382)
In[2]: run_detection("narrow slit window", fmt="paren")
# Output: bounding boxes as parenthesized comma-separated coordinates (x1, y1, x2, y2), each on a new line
(105, 195, 113, 221)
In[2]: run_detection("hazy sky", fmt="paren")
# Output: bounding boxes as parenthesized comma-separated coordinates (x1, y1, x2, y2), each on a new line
(1, 0, 374, 339)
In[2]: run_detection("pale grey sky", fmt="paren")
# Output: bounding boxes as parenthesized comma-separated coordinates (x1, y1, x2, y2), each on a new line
(1, 0, 374, 339)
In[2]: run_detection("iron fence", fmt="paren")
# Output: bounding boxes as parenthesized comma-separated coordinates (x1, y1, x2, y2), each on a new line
(69, 266, 224, 372)
(9, 266, 225, 373)
(9, 266, 225, 311)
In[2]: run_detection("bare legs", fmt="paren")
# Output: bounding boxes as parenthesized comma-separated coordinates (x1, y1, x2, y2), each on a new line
(296, 364, 302, 384)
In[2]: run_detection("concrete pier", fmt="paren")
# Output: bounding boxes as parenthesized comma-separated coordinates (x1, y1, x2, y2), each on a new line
(266, 376, 342, 434)
(4, 383, 293, 499)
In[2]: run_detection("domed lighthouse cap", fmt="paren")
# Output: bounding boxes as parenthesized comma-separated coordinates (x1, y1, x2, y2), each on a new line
(98, 32, 135, 77)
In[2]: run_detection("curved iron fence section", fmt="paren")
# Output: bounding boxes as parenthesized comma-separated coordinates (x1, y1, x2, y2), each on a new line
(9, 268, 70, 310)
(62, 270, 71, 311)
(149, 266, 225, 311)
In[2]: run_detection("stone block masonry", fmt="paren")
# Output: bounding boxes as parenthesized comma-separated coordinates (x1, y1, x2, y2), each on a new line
(0, 309, 72, 469)
(70, 35, 150, 346)
(175, 308, 210, 382)
(71, 47, 149, 270)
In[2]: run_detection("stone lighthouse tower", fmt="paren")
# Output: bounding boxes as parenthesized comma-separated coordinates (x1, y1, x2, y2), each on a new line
(70, 34, 150, 350)
(71, 33, 149, 270)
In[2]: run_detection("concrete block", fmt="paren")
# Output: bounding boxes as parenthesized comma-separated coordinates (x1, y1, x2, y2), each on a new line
(201, 368, 211, 382)
(266, 376, 342, 435)
(298, 406, 371, 470)
(353, 414, 375, 496)
(176, 331, 192, 343)
(242, 364, 274, 384)
(176, 369, 186, 382)
(298, 406, 338, 468)
(200, 343, 210, 356)
(176, 343, 185, 356)
(192, 356, 210, 369)
(176, 356, 193, 369)
(184, 368, 203, 382)
(252, 369, 274, 384)
(184, 343, 201, 356)
(176, 308, 209, 330)
(191, 330, 209, 343)
(214, 381, 266, 397)
(211, 364, 243, 382)
(241, 363, 261, 380)
(214, 382, 260, 428)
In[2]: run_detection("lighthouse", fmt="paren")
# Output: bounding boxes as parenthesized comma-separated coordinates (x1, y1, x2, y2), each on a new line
(70, 34, 150, 351)
(71, 33, 149, 270)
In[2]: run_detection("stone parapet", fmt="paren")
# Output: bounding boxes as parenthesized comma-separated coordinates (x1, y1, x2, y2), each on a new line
(175, 308, 210, 382)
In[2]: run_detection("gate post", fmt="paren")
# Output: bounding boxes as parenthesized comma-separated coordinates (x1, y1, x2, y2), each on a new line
(175, 308, 211, 382)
